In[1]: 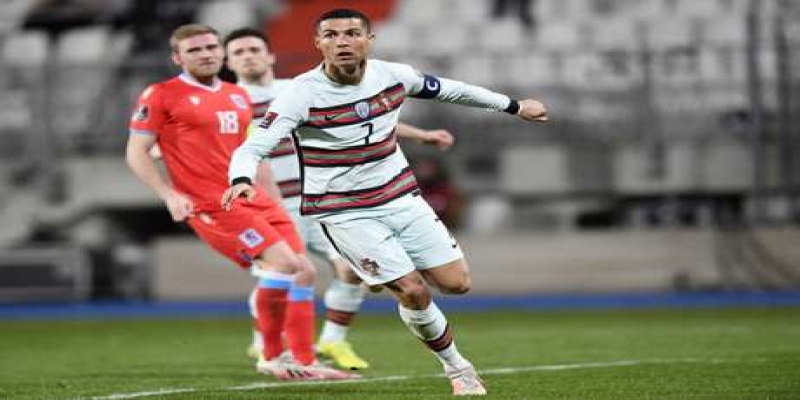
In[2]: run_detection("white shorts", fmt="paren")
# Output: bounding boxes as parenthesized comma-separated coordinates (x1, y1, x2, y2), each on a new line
(319, 193, 464, 285)
(285, 202, 340, 262)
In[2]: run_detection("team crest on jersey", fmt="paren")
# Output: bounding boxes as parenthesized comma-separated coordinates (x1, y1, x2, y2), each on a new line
(354, 101, 371, 119)
(238, 228, 265, 249)
(258, 111, 278, 129)
(132, 104, 149, 122)
(230, 94, 248, 109)
(359, 258, 380, 276)
(189, 95, 200, 105)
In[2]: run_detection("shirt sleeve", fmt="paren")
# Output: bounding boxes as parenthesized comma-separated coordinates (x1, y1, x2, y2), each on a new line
(229, 82, 308, 183)
(128, 85, 166, 136)
(385, 60, 513, 112)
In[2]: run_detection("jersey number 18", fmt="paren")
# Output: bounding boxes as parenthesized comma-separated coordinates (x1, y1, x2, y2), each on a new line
(216, 111, 239, 134)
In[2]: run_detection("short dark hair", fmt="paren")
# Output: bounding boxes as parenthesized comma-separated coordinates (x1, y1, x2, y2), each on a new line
(170, 24, 219, 52)
(223, 27, 271, 50)
(314, 9, 371, 33)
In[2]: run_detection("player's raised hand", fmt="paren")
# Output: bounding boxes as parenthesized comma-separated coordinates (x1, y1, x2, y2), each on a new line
(163, 190, 194, 221)
(517, 99, 548, 122)
(421, 129, 455, 151)
(221, 183, 256, 210)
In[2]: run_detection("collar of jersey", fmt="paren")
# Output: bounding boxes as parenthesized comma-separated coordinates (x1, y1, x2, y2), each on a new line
(179, 73, 223, 92)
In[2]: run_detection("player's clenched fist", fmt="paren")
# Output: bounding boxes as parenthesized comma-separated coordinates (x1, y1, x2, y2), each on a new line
(221, 182, 257, 210)
(517, 99, 548, 122)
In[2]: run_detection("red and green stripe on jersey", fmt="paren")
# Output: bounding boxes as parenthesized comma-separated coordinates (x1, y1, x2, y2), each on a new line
(300, 131, 396, 168)
(277, 178, 302, 199)
(269, 137, 296, 158)
(252, 100, 271, 119)
(303, 83, 405, 129)
(300, 167, 418, 215)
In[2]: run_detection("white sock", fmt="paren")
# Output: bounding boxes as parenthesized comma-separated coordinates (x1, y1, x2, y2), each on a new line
(398, 302, 471, 370)
(319, 321, 348, 343)
(319, 279, 364, 343)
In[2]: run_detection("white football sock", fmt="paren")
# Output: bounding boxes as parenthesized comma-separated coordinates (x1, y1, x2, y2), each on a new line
(398, 302, 471, 370)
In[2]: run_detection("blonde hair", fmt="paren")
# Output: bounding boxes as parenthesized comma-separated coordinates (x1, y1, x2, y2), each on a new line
(170, 24, 219, 52)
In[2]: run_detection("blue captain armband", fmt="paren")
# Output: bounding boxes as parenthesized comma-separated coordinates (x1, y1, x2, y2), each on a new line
(412, 74, 442, 99)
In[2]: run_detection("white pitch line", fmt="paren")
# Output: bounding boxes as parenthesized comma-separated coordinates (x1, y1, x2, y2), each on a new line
(89, 358, 714, 399)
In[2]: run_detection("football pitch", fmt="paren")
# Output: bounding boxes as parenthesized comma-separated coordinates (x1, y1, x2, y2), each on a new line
(1, 307, 798, 399)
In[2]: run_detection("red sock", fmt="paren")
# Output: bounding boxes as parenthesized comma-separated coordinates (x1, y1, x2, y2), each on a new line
(285, 286, 316, 365)
(255, 287, 288, 360)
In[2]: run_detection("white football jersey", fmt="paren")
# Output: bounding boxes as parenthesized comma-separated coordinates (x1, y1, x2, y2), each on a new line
(231, 59, 512, 220)
(239, 79, 302, 209)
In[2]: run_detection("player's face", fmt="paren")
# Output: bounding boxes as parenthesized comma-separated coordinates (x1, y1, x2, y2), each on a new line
(225, 36, 275, 81)
(315, 18, 374, 68)
(172, 33, 224, 80)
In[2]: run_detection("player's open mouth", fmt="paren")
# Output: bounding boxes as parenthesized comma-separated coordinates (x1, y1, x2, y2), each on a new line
(336, 52, 355, 60)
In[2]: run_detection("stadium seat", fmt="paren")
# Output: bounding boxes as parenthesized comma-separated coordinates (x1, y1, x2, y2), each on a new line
(197, 0, 256, 35)
(479, 20, 524, 53)
(1, 30, 48, 69)
(421, 23, 469, 56)
(56, 26, 109, 63)
(537, 0, 590, 22)
(442, 0, 490, 24)
(450, 53, 494, 87)
(702, 16, 747, 47)
(501, 146, 572, 195)
(463, 194, 511, 234)
(622, 0, 666, 20)
(59, 157, 160, 212)
(614, 142, 699, 195)
(701, 141, 754, 192)
(0, 90, 31, 131)
(0, 30, 47, 155)
(646, 17, 695, 50)
(509, 53, 554, 87)
(674, 0, 726, 17)
(536, 23, 585, 51)
(0, 0, 35, 34)
(590, 18, 643, 51)
(561, 52, 604, 88)
(52, 26, 113, 148)
(392, 0, 444, 24)
(372, 22, 414, 57)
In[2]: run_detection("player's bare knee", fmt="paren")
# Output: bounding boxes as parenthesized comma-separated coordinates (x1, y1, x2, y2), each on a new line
(439, 276, 472, 295)
(385, 275, 431, 308)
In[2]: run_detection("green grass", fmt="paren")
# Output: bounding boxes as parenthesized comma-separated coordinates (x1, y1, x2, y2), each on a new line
(1, 307, 799, 399)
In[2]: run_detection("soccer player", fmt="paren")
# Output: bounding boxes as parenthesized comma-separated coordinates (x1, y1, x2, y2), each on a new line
(125, 24, 358, 381)
(223, 27, 457, 371)
(223, 9, 548, 396)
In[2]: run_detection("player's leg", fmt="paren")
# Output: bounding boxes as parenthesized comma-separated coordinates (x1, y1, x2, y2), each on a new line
(246, 286, 264, 359)
(187, 210, 300, 375)
(399, 196, 473, 295)
(323, 215, 483, 394)
(419, 258, 472, 295)
(304, 219, 369, 370)
(268, 209, 361, 380)
(384, 272, 486, 396)
(392, 197, 486, 395)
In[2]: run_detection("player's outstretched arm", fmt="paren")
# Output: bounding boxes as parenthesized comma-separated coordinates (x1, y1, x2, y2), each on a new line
(396, 123, 454, 151)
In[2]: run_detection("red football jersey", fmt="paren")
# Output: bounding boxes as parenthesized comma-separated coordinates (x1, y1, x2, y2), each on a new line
(130, 74, 270, 211)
